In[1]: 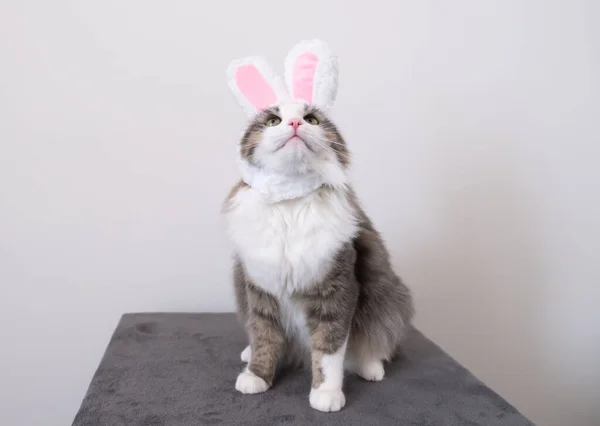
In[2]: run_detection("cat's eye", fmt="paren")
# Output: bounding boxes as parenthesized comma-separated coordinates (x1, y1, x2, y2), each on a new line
(265, 117, 281, 127)
(304, 115, 319, 125)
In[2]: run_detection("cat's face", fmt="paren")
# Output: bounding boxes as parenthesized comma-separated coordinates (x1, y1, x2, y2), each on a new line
(239, 101, 350, 176)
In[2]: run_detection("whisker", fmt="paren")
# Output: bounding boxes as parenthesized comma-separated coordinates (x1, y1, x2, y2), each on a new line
(305, 132, 343, 142)
(307, 140, 352, 162)
(309, 135, 349, 147)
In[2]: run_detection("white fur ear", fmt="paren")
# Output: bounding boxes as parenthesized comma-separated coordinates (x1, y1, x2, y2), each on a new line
(284, 39, 339, 110)
(227, 57, 289, 117)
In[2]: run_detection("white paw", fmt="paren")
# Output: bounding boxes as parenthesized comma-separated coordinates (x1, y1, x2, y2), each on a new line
(357, 360, 385, 381)
(309, 388, 346, 412)
(235, 370, 269, 394)
(240, 345, 251, 363)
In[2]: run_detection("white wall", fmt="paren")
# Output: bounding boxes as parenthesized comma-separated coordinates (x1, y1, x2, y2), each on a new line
(1, 1, 598, 425)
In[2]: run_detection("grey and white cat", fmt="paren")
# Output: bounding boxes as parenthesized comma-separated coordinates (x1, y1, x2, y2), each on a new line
(222, 40, 414, 412)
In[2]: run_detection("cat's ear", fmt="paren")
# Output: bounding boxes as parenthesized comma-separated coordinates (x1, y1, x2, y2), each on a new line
(227, 57, 289, 117)
(284, 39, 339, 110)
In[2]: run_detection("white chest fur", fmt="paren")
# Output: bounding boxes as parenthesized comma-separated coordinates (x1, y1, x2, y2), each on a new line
(224, 187, 358, 296)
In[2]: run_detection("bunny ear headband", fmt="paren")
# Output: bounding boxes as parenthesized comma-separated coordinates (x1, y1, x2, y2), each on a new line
(227, 39, 339, 116)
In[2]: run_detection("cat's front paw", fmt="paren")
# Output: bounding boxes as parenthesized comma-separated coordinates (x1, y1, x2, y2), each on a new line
(309, 388, 346, 412)
(235, 370, 269, 394)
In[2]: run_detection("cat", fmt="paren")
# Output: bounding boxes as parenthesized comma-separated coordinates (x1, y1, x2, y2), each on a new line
(222, 101, 415, 412)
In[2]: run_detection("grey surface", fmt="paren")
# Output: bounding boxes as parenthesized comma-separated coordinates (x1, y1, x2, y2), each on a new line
(72, 313, 533, 425)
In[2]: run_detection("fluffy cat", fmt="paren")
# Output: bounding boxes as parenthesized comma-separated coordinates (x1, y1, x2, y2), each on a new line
(222, 40, 414, 412)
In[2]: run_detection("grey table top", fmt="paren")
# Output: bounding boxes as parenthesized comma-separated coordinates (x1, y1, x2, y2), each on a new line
(72, 313, 533, 426)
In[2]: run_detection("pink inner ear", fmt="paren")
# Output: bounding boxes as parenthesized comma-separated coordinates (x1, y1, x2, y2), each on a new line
(292, 52, 318, 103)
(236, 65, 277, 111)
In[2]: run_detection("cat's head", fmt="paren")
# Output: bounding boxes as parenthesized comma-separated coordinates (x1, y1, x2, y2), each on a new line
(227, 40, 349, 185)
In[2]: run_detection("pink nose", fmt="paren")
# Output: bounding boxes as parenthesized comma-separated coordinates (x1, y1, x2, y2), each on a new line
(288, 118, 302, 129)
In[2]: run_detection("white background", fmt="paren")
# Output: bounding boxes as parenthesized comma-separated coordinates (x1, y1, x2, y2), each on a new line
(1, 1, 599, 425)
